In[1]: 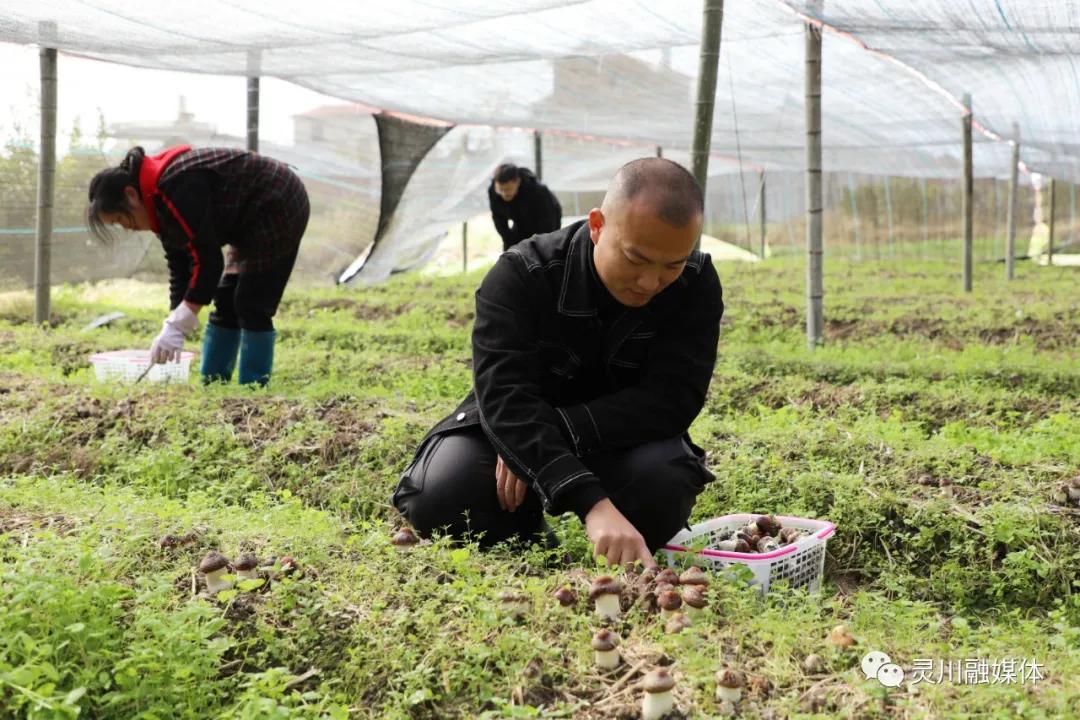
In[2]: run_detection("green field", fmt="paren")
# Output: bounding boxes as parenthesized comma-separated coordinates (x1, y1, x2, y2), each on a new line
(1, 254, 1078, 719)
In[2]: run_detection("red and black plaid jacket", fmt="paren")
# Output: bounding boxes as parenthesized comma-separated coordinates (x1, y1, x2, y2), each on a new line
(138, 146, 309, 309)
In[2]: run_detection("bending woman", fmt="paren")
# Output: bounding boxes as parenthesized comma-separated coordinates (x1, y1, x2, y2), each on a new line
(87, 146, 309, 385)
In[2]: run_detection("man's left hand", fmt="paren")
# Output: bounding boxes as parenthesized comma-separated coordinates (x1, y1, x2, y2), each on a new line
(495, 455, 530, 512)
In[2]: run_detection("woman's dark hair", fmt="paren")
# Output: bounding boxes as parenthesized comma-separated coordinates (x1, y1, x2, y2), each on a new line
(87, 146, 145, 245)
(494, 163, 520, 183)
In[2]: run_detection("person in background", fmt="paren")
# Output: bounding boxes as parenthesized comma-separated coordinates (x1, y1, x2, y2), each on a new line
(488, 163, 562, 251)
(395, 158, 722, 567)
(87, 145, 309, 386)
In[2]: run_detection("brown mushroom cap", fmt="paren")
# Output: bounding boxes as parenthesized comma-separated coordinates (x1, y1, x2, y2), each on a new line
(827, 624, 855, 647)
(733, 538, 752, 553)
(679, 566, 710, 586)
(657, 589, 682, 612)
(654, 568, 680, 586)
(199, 551, 230, 573)
(234, 552, 258, 571)
(553, 585, 577, 607)
(642, 668, 675, 693)
(391, 527, 419, 546)
(778, 527, 800, 545)
(591, 629, 620, 651)
(589, 575, 624, 600)
(716, 668, 745, 689)
(755, 514, 781, 537)
(682, 585, 707, 609)
(654, 581, 676, 596)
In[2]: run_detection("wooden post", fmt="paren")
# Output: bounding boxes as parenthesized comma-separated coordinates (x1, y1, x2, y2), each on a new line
(533, 130, 542, 181)
(35, 25, 58, 326)
(690, 0, 725, 194)
(805, 5, 823, 349)
(884, 176, 895, 257)
(1005, 122, 1020, 280)
(462, 221, 468, 273)
(1047, 178, 1056, 265)
(246, 50, 260, 152)
(961, 94, 973, 292)
(758, 171, 766, 259)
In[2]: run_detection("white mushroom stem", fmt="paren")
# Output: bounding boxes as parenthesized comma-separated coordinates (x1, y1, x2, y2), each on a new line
(236, 568, 258, 581)
(642, 688, 674, 720)
(594, 592, 620, 620)
(1069, 484, 1080, 501)
(716, 684, 742, 703)
(594, 648, 620, 670)
(205, 568, 233, 593)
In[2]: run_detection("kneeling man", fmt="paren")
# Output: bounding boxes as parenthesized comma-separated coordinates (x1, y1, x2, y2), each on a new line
(393, 158, 723, 567)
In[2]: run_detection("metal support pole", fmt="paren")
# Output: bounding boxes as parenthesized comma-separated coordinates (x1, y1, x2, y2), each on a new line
(847, 173, 861, 260)
(884, 176, 895, 257)
(961, 93, 974, 292)
(246, 49, 261, 153)
(690, 0, 725, 194)
(1047, 178, 1056, 265)
(462, 222, 468, 273)
(247, 78, 260, 152)
(920, 176, 929, 260)
(1005, 122, 1020, 280)
(656, 146, 663, 158)
(533, 130, 542, 181)
(804, 6, 823, 349)
(758, 171, 766, 259)
(35, 36, 57, 326)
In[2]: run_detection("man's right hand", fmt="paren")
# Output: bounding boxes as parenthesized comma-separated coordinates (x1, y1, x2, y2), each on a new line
(584, 499, 657, 569)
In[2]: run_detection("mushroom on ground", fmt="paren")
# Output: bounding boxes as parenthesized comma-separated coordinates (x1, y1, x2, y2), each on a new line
(391, 527, 420, 548)
(803, 653, 826, 674)
(827, 624, 855, 648)
(1053, 484, 1070, 505)
(654, 568, 680, 586)
(715, 667, 745, 703)
(553, 585, 577, 608)
(641, 668, 676, 720)
(665, 611, 692, 634)
(679, 566, 709, 587)
(657, 589, 683, 619)
(498, 590, 531, 619)
(589, 576, 624, 621)
(234, 553, 259, 581)
(278, 556, 299, 575)
(200, 551, 232, 594)
(1069, 477, 1080, 503)
(681, 585, 707, 615)
(591, 629, 621, 670)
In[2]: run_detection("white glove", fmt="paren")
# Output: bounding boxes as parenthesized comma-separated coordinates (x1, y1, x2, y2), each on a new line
(150, 303, 200, 364)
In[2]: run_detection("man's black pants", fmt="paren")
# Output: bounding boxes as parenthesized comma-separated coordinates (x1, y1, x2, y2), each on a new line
(391, 427, 713, 552)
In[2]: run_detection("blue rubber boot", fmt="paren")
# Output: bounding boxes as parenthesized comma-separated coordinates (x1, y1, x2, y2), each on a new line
(238, 329, 276, 387)
(199, 323, 241, 384)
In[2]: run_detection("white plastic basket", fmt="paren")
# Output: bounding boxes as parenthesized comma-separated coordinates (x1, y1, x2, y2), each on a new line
(662, 513, 835, 594)
(88, 350, 195, 384)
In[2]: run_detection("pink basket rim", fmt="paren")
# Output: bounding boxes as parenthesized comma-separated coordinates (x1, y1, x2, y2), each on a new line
(89, 350, 195, 364)
(662, 514, 835, 562)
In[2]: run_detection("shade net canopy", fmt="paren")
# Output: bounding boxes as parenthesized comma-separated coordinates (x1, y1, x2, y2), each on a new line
(1, 0, 1078, 285)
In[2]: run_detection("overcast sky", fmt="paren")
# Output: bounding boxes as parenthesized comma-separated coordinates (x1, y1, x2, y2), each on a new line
(0, 41, 342, 154)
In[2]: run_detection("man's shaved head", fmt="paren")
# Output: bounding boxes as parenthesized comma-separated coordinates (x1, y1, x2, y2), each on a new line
(588, 157, 703, 308)
(602, 157, 704, 228)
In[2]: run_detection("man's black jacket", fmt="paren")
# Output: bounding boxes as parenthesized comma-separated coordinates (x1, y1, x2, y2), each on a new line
(488, 169, 563, 250)
(417, 220, 724, 518)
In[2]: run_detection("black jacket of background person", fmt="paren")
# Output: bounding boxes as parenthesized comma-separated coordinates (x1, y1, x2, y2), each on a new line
(488, 169, 563, 250)
(417, 219, 723, 519)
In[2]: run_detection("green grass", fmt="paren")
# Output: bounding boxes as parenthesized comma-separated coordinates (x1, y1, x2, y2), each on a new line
(1, 254, 1078, 718)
